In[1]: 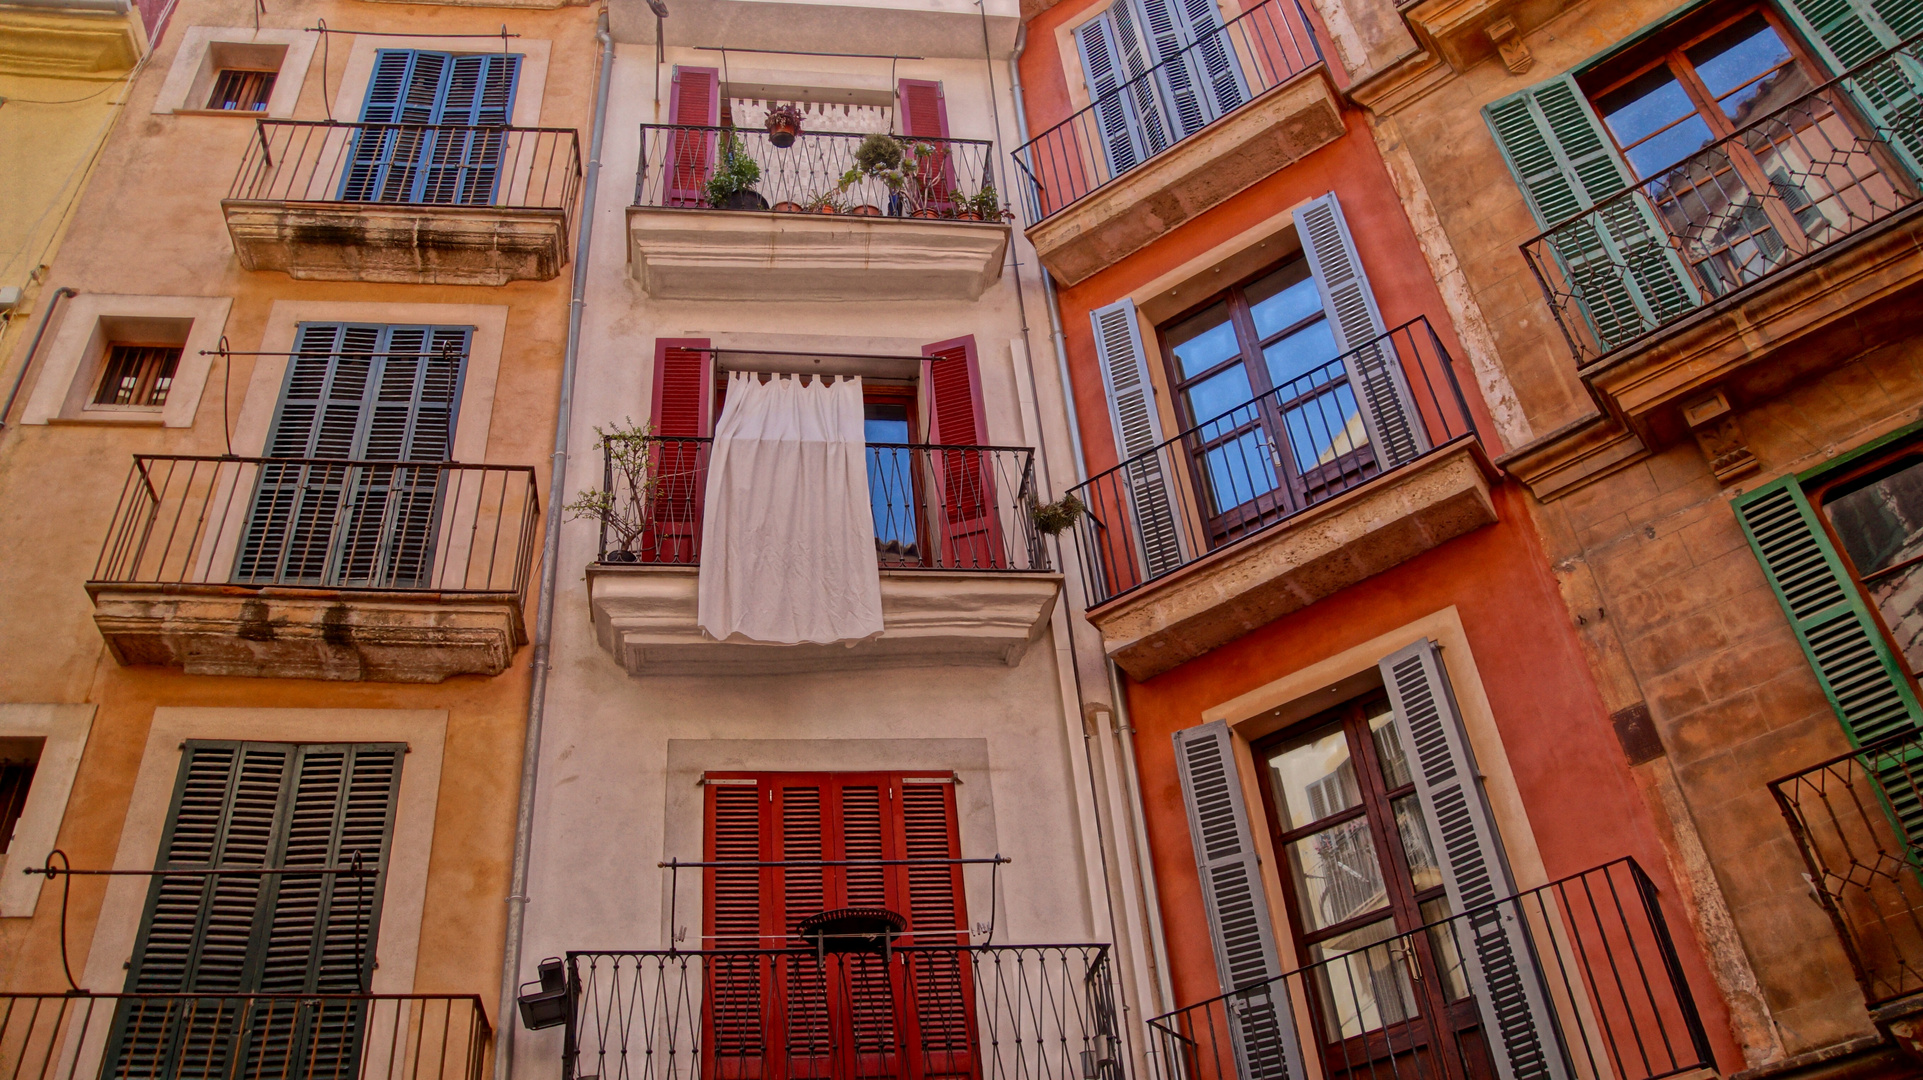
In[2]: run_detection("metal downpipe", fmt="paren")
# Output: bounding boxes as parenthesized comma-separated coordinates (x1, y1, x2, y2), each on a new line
(1, 287, 75, 428)
(495, 10, 613, 1078)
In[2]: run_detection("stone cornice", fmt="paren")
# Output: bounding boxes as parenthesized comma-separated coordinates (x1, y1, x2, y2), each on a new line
(0, 3, 145, 78)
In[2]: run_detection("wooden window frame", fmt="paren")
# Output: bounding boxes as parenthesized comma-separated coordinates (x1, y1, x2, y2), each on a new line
(207, 67, 279, 111)
(92, 342, 184, 410)
(1808, 441, 1923, 685)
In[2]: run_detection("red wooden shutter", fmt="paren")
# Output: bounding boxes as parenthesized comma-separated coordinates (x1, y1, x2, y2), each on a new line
(898, 780, 973, 1080)
(666, 67, 721, 207)
(703, 780, 766, 1079)
(922, 337, 1005, 569)
(897, 79, 957, 211)
(646, 338, 712, 564)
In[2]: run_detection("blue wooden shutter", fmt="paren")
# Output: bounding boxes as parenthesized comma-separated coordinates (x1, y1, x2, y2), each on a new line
(1379, 640, 1571, 1080)
(420, 54, 522, 205)
(1484, 77, 1700, 352)
(343, 51, 448, 202)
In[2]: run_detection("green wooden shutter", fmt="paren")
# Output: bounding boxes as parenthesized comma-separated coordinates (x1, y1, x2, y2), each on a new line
(1777, 0, 1923, 175)
(1484, 77, 1700, 352)
(1734, 476, 1923, 746)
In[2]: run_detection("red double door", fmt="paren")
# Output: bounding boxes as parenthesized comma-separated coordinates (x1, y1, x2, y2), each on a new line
(704, 772, 977, 1080)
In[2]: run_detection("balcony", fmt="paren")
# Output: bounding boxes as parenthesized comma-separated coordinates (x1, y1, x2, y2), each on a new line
(586, 438, 1060, 674)
(224, 120, 581, 285)
(627, 126, 1010, 301)
(1147, 859, 1716, 1080)
(1521, 37, 1923, 452)
(565, 944, 1120, 1080)
(1067, 318, 1490, 679)
(1772, 728, 1923, 1060)
(87, 454, 540, 683)
(1011, 0, 1336, 285)
(0, 992, 489, 1080)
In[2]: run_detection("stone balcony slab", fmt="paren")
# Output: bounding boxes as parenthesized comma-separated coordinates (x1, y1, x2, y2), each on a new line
(1087, 440, 1497, 680)
(0, 2, 145, 78)
(1025, 70, 1343, 287)
(626, 206, 1010, 300)
(89, 584, 526, 683)
(223, 200, 569, 285)
(587, 566, 1059, 675)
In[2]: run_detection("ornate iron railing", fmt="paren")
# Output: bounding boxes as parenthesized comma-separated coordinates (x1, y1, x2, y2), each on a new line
(1145, 859, 1714, 1080)
(1011, 0, 1322, 224)
(594, 438, 1049, 572)
(633, 125, 1004, 219)
(91, 455, 541, 601)
(1521, 34, 1923, 364)
(1771, 727, 1923, 1007)
(1065, 317, 1477, 608)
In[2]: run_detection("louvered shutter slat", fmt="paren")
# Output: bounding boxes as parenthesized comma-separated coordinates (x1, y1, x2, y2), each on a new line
(646, 339, 712, 564)
(900, 782, 972, 1080)
(666, 67, 720, 207)
(899, 80, 958, 211)
(1378, 641, 1570, 1080)
(923, 338, 1005, 569)
(705, 783, 767, 1074)
(1090, 300, 1186, 582)
(1293, 193, 1426, 471)
(1778, 0, 1923, 174)
(1177, 0, 1247, 119)
(1077, 16, 1148, 180)
(1172, 722, 1306, 1080)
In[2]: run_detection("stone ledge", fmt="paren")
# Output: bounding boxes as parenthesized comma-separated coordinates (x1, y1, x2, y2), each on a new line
(223, 200, 570, 285)
(1496, 410, 1649, 502)
(626, 206, 1010, 301)
(587, 566, 1060, 675)
(1025, 69, 1343, 287)
(1088, 439, 1497, 680)
(0, 4, 145, 78)
(90, 584, 526, 683)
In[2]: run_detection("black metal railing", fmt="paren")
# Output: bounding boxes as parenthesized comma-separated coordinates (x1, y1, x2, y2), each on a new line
(1146, 859, 1714, 1080)
(565, 944, 1120, 1080)
(1011, 0, 1322, 223)
(594, 438, 1049, 572)
(1771, 727, 1923, 1007)
(1066, 317, 1476, 607)
(91, 455, 541, 601)
(633, 125, 1003, 219)
(229, 120, 582, 221)
(1521, 34, 1923, 364)
(0, 992, 490, 1080)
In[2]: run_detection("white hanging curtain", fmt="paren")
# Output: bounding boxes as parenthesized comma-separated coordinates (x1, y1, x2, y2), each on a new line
(697, 371, 884, 644)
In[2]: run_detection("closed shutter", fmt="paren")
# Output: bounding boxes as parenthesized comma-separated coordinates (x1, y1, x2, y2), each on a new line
(1177, 0, 1247, 119)
(1137, 0, 1244, 137)
(342, 51, 519, 204)
(899, 79, 959, 210)
(1292, 193, 1426, 471)
(1777, 0, 1923, 174)
(1377, 641, 1569, 1080)
(419, 54, 521, 205)
(108, 742, 402, 1080)
(924, 337, 1005, 569)
(646, 338, 712, 563)
(1078, 16, 1147, 179)
(1091, 299, 1186, 581)
(666, 66, 720, 207)
(1172, 721, 1305, 1080)
(1484, 77, 1700, 352)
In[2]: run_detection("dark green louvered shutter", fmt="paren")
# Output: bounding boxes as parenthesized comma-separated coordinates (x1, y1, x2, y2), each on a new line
(1776, 0, 1923, 174)
(1172, 721, 1307, 1080)
(107, 742, 403, 1080)
(1379, 640, 1571, 1080)
(1484, 77, 1700, 353)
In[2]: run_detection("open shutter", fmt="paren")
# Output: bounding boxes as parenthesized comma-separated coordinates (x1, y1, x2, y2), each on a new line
(419, 54, 521, 205)
(645, 338, 712, 564)
(899, 79, 959, 210)
(1293, 193, 1425, 472)
(1378, 641, 1570, 1080)
(1078, 15, 1149, 179)
(666, 66, 720, 207)
(923, 337, 1004, 569)
(1484, 78, 1700, 352)
(1177, 0, 1247, 119)
(344, 51, 453, 203)
(1777, 0, 1923, 174)
(1091, 299, 1186, 583)
(1172, 721, 1305, 1080)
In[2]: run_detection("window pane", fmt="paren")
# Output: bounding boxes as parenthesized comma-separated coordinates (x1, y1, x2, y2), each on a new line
(1687, 16, 1810, 127)
(1598, 68, 1717, 177)
(1263, 319, 1341, 390)
(1825, 458, 1923, 674)
(1281, 380, 1364, 474)
(865, 404, 918, 558)
(1202, 429, 1279, 513)
(1266, 723, 1361, 831)
(1287, 817, 1389, 933)
(1310, 916, 1418, 1042)
(1368, 703, 1410, 789)
(1393, 795, 1443, 892)
(1419, 896, 1470, 1002)
(1183, 364, 1255, 425)
(1245, 261, 1322, 340)
(1168, 304, 1242, 380)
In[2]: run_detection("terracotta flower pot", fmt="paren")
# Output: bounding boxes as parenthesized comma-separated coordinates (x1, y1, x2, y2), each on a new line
(956, 209, 982, 221)
(911, 208, 940, 219)
(811, 204, 839, 214)
(772, 201, 804, 213)
(766, 117, 801, 148)
(849, 204, 882, 216)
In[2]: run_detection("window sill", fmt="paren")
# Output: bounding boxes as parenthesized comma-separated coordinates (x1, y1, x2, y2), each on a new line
(49, 411, 164, 426)
(173, 107, 278, 118)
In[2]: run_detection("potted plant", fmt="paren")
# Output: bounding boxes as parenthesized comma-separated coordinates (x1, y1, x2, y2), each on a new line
(704, 132, 767, 210)
(967, 182, 1011, 223)
(565, 419, 660, 563)
(803, 187, 845, 214)
(764, 103, 806, 148)
(1030, 493, 1085, 537)
(837, 134, 946, 218)
(772, 200, 804, 213)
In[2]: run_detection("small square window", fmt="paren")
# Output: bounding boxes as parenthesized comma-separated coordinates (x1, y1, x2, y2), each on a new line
(94, 344, 182, 408)
(207, 67, 277, 111)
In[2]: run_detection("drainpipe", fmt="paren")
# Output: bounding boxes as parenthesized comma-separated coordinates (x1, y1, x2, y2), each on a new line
(495, 10, 612, 1079)
(1, 287, 75, 429)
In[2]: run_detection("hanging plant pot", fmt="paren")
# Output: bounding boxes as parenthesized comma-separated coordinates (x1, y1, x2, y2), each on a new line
(723, 190, 769, 211)
(765, 106, 805, 149)
(772, 200, 804, 214)
(849, 204, 883, 217)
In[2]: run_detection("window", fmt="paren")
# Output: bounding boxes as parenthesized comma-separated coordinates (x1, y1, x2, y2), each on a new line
(92, 344, 182, 409)
(207, 67, 277, 111)
(0, 739, 38, 856)
(343, 50, 522, 205)
(1817, 449, 1923, 678)
(865, 390, 922, 564)
(1074, 0, 1246, 175)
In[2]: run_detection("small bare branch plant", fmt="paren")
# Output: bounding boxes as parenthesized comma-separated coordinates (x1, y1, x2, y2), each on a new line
(565, 419, 660, 557)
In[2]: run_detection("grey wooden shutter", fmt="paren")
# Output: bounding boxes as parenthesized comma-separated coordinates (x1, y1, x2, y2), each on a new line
(1111, 2, 1175, 156)
(1173, 0, 1247, 121)
(1091, 299, 1186, 580)
(1378, 641, 1570, 1080)
(1293, 193, 1426, 471)
(1135, 0, 1212, 138)
(1172, 721, 1305, 1080)
(1484, 78, 1701, 351)
(1777, 0, 1923, 174)
(1078, 15, 1148, 178)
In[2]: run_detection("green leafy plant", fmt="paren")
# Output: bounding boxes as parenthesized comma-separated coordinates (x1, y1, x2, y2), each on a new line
(838, 134, 943, 214)
(1030, 492, 1085, 537)
(968, 182, 1011, 222)
(565, 418, 660, 557)
(803, 185, 846, 213)
(704, 132, 763, 208)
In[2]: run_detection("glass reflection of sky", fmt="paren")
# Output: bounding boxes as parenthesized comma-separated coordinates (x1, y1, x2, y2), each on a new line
(865, 406, 916, 553)
(1170, 305, 1241, 380)
(1600, 68, 1715, 178)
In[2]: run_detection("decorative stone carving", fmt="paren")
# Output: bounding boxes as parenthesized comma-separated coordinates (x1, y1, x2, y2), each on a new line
(1681, 391, 1758, 484)
(1484, 16, 1533, 75)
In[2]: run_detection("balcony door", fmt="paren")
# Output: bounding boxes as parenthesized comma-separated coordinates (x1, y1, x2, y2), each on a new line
(234, 322, 468, 588)
(341, 49, 521, 205)
(704, 772, 975, 1080)
(105, 742, 402, 1080)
